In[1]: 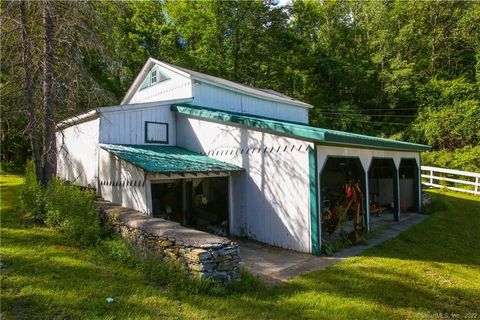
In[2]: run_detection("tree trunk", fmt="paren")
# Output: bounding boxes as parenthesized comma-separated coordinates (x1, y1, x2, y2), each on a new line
(42, 0, 56, 185)
(19, 0, 43, 182)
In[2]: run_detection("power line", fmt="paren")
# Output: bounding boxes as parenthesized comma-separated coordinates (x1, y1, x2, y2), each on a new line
(320, 107, 419, 111)
(318, 111, 417, 118)
(318, 115, 413, 126)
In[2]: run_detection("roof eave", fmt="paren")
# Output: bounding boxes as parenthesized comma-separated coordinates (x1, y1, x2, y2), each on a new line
(56, 109, 99, 131)
(98, 98, 194, 114)
(191, 76, 313, 109)
(322, 132, 431, 152)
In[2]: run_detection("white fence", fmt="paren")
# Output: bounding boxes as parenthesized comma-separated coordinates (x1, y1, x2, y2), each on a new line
(421, 166, 480, 195)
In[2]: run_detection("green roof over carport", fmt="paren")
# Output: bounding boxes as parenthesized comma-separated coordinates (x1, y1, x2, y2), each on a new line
(100, 144, 243, 174)
(171, 104, 431, 152)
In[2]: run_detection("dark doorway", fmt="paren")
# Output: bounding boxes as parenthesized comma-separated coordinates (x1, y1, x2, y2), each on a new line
(320, 157, 366, 237)
(151, 181, 183, 222)
(185, 177, 229, 236)
(368, 158, 398, 220)
(399, 159, 420, 212)
(151, 177, 230, 236)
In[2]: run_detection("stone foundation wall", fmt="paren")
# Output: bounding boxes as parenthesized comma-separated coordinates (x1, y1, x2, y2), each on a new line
(95, 200, 241, 282)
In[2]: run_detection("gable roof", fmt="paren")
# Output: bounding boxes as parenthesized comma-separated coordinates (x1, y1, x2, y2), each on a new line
(121, 58, 313, 109)
(172, 104, 431, 152)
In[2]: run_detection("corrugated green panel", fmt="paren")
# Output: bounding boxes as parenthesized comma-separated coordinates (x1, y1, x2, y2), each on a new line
(100, 144, 243, 173)
(172, 104, 431, 152)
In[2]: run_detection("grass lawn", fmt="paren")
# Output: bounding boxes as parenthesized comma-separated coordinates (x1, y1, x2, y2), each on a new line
(1, 174, 479, 319)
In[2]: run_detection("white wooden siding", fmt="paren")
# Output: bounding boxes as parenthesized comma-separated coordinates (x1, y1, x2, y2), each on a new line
(192, 82, 309, 123)
(127, 62, 309, 123)
(99, 106, 176, 145)
(98, 148, 148, 213)
(129, 66, 192, 104)
(56, 118, 99, 188)
(177, 114, 312, 253)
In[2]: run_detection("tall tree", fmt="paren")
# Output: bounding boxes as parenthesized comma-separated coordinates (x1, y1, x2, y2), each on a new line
(42, 0, 56, 184)
(1, 0, 117, 182)
(19, 0, 42, 181)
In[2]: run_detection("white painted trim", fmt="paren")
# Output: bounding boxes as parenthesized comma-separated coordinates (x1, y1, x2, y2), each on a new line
(56, 110, 98, 130)
(98, 98, 194, 114)
(421, 166, 480, 178)
(421, 165, 480, 195)
(145, 177, 152, 216)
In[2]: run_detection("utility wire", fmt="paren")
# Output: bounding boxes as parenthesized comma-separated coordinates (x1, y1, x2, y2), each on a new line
(321, 107, 419, 111)
(318, 111, 417, 118)
(318, 115, 412, 126)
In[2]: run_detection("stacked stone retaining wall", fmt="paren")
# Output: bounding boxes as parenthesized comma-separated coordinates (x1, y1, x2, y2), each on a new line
(95, 200, 241, 282)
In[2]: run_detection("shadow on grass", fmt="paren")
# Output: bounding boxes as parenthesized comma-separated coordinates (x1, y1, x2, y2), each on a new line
(359, 192, 480, 266)
(2, 177, 479, 319)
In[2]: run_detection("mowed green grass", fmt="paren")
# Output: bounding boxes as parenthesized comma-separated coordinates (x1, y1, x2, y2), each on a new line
(1, 174, 479, 319)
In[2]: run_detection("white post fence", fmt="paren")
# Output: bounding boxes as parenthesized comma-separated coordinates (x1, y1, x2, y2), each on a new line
(421, 166, 480, 195)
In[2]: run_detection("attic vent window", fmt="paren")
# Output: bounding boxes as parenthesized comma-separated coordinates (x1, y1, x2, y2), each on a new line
(139, 68, 169, 91)
(151, 70, 157, 84)
(145, 121, 168, 144)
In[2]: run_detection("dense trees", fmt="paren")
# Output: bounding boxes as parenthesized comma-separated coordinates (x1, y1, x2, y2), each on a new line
(1, 0, 479, 170)
(1, 0, 116, 182)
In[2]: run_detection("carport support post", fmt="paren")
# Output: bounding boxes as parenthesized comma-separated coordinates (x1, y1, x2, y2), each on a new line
(363, 171, 370, 232)
(394, 166, 401, 221)
(309, 146, 320, 256)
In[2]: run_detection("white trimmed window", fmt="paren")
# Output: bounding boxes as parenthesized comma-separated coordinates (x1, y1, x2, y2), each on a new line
(139, 68, 170, 91)
(145, 121, 168, 144)
(151, 70, 157, 84)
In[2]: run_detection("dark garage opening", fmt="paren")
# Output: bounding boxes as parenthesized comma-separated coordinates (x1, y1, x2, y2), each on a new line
(151, 181, 183, 222)
(151, 177, 230, 236)
(320, 157, 366, 237)
(399, 159, 420, 212)
(368, 158, 398, 220)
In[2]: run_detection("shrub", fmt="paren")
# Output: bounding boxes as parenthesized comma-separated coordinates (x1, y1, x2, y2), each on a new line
(19, 161, 102, 245)
(421, 145, 480, 173)
(19, 161, 45, 222)
(96, 237, 139, 267)
(0, 162, 25, 175)
(44, 179, 102, 246)
(409, 78, 480, 150)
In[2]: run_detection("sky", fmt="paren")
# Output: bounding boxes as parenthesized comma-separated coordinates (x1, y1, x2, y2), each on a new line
(275, 0, 292, 7)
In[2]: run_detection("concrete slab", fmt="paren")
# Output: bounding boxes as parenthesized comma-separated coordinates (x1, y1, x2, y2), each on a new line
(236, 213, 428, 283)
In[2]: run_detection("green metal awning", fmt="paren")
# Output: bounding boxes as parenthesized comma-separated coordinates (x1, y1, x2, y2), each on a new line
(100, 144, 243, 174)
(172, 104, 431, 152)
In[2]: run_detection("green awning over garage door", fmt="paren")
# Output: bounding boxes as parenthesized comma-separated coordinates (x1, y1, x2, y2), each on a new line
(100, 144, 243, 174)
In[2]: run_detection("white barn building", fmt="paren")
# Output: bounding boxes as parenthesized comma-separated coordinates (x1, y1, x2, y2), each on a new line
(57, 58, 430, 255)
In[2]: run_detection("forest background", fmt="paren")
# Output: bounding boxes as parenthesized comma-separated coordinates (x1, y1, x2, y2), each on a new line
(1, 0, 479, 174)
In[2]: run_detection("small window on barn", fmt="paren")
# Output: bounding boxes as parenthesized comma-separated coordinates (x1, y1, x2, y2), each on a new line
(145, 121, 168, 144)
(139, 67, 169, 91)
(151, 70, 157, 84)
